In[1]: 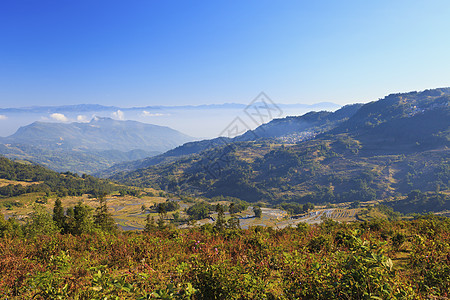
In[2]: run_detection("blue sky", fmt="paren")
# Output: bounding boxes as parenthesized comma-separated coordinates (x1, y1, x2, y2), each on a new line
(1, 0, 450, 107)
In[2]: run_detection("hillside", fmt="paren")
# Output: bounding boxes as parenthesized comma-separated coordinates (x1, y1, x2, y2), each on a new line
(0, 117, 194, 174)
(0, 156, 116, 199)
(110, 89, 450, 213)
(98, 104, 360, 177)
(237, 103, 363, 143)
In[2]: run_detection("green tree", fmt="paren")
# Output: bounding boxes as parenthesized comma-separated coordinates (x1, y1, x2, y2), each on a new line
(0, 213, 11, 238)
(173, 211, 180, 223)
(214, 204, 226, 231)
(227, 217, 240, 229)
(25, 205, 60, 238)
(52, 198, 65, 229)
(94, 195, 117, 233)
(144, 215, 156, 233)
(157, 216, 166, 230)
(157, 203, 167, 217)
(71, 201, 94, 235)
(186, 202, 212, 220)
(253, 206, 262, 218)
(303, 202, 315, 212)
(229, 200, 248, 214)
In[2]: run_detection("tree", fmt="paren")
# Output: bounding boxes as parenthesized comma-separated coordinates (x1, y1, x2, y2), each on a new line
(25, 205, 60, 238)
(350, 200, 361, 209)
(52, 198, 65, 229)
(303, 202, 315, 212)
(0, 213, 11, 238)
(144, 215, 156, 233)
(157, 203, 167, 217)
(214, 204, 226, 231)
(253, 206, 262, 218)
(229, 203, 236, 214)
(157, 216, 166, 230)
(94, 194, 117, 233)
(227, 217, 240, 229)
(173, 211, 180, 223)
(71, 201, 94, 235)
(186, 202, 212, 220)
(229, 200, 248, 214)
(64, 207, 75, 234)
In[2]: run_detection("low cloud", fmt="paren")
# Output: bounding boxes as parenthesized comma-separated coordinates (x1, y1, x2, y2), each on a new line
(0, 115, 7, 120)
(50, 113, 69, 122)
(141, 110, 167, 117)
(112, 110, 125, 120)
(77, 115, 88, 122)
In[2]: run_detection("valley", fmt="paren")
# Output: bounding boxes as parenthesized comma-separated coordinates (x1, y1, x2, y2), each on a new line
(0, 88, 449, 299)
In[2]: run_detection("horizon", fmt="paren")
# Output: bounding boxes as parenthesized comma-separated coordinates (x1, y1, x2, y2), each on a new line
(0, 86, 448, 138)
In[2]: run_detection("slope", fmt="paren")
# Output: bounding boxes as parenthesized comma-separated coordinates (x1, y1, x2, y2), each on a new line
(110, 88, 450, 213)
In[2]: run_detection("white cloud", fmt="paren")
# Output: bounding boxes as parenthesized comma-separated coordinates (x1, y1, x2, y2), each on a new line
(0, 115, 7, 120)
(50, 113, 69, 122)
(112, 110, 125, 120)
(77, 115, 88, 122)
(141, 110, 167, 117)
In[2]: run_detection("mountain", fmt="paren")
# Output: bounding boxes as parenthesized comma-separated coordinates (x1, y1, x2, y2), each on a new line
(109, 88, 450, 213)
(237, 103, 363, 142)
(97, 104, 359, 177)
(0, 102, 340, 114)
(0, 101, 340, 139)
(0, 117, 195, 174)
(3, 117, 194, 152)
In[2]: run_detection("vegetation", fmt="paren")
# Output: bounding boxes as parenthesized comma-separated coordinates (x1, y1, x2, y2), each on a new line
(186, 202, 214, 220)
(113, 138, 448, 211)
(0, 157, 116, 199)
(0, 213, 449, 299)
(0, 88, 449, 298)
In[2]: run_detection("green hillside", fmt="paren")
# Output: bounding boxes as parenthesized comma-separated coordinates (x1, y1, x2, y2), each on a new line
(97, 103, 362, 177)
(110, 89, 450, 213)
(0, 156, 116, 199)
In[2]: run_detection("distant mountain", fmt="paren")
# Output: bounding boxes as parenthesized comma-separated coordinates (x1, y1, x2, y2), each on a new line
(0, 102, 340, 113)
(0, 117, 195, 174)
(108, 88, 450, 214)
(2, 117, 194, 152)
(0, 101, 341, 139)
(96, 104, 359, 177)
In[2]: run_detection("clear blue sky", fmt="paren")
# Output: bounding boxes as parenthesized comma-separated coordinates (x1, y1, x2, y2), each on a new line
(1, 0, 450, 107)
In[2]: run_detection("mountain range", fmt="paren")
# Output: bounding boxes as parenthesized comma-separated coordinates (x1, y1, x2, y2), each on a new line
(0, 102, 340, 114)
(0, 101, 341, 139)
(105, 88, 450, 213)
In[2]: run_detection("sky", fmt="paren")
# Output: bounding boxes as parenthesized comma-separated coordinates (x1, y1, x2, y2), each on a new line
(1, 0, 450, 108)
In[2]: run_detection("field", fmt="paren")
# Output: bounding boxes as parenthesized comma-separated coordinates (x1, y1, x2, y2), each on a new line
(1, 189, 371, 232)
